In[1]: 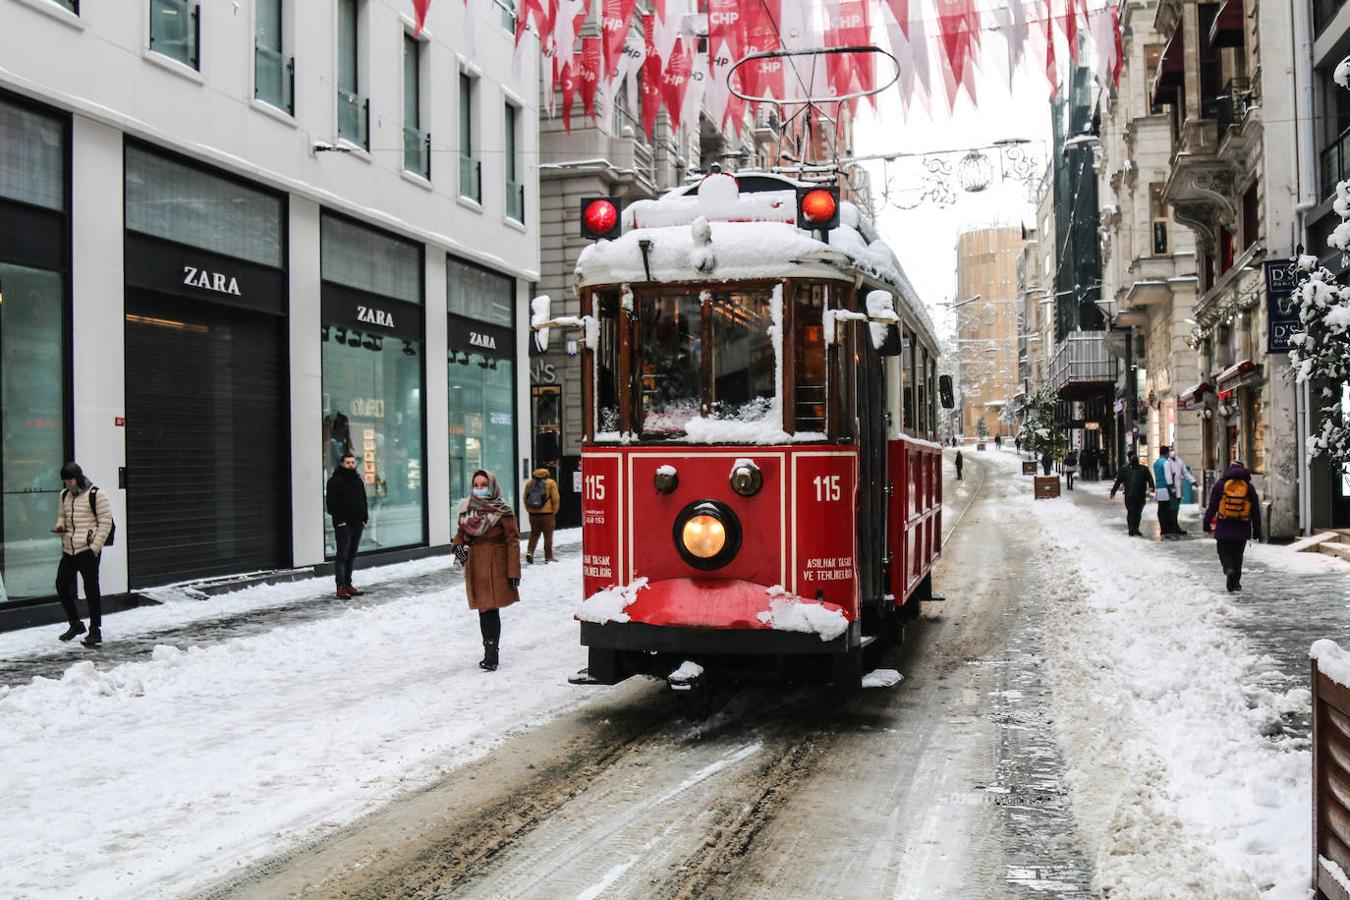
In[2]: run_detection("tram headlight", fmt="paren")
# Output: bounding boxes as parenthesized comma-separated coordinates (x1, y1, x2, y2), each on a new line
(682, 515, 726, 558)
(673, 501, 742, 570)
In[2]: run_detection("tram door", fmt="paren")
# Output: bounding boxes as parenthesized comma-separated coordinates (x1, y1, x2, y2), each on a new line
(853, 308, 888, 605)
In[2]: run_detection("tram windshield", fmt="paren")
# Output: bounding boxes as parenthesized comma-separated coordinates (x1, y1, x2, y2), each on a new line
(634, 288, 777, 438)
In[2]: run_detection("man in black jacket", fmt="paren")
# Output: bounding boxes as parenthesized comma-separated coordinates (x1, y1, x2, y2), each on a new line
(327, 452, 369, 599)
(1110, 452, 1154, 536)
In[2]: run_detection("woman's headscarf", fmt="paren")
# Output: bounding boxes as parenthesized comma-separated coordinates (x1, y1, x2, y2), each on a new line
(457, 469, 515, 538)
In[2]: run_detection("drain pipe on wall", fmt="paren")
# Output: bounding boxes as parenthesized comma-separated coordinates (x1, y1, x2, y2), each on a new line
(1292, 0, 1318, 535)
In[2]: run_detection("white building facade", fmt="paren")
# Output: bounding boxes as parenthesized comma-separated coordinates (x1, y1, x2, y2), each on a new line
(0, 0, 540, 612)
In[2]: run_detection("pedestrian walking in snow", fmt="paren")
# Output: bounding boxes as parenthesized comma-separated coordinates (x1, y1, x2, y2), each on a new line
(1040, 450, 1053, 476)
(1063, 448, 1079, 490)
(454, 470, 521, 672)
(522, 466, 560, 565)
(994, 434, 1002, 450)
(326, 452, 369, 600)
(954, 449, 964, 480)
(1152, 446, 1181, 538)
(52, 462, 113, 647)
(1015, 436, 1021, 454)
(1203, 460, 1262, 592)
(1110, 452, 1154, 536)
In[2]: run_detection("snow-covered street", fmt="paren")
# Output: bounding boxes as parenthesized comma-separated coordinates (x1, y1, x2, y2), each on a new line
(1, 452, 1343, 898)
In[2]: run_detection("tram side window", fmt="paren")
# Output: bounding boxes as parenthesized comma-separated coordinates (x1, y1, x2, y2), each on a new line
(794, 284, 827, 433)
(916, 346, 928, 433)
(594, 291, 620, 435)
(901, 328, 915, 429)
(709, 291, 776, 420)
(639, 293, 703, 436)
(928, 357, 939, 437)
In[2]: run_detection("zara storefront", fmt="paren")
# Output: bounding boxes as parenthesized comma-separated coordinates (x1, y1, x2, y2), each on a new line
(0, 108, 531, 622)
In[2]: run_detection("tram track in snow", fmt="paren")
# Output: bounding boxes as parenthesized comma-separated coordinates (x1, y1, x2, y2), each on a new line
(942, 448, 991, 551)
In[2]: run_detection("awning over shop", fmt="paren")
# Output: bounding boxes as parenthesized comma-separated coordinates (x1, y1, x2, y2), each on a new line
(1215, 359, 1260, 391)
(1177, 380, 1214, 410)
(1151, 27, 1185, 107)
(1208, 0, 1244, 49)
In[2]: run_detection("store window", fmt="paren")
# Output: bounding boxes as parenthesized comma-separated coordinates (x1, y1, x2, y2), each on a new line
(448, 258, 517, 509)
(337, 0, 368, 148)
(0, 98, 68, 604)
(321, 213, 425, 557)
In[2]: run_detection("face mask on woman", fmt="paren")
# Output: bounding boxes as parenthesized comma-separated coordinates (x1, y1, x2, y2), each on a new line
(473, 488, 492, 499)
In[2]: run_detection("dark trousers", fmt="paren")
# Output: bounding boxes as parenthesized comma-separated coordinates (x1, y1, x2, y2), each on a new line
(479, 608, 501, 643)
(1125, 498, 1145, 535)
(1156, 501, 1178, 534)
(955, 466, 963, 480)
(1217, 539, 1247, 582)
(527, 512, 556, 560)
(334, 522, 364, 588)
(56, 550, 102, 629)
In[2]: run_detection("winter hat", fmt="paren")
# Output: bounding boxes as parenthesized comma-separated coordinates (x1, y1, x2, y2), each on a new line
(59, 462, 89, 489)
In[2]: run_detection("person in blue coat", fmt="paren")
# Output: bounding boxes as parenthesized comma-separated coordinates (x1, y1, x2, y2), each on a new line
(1152, 446, 1178, 538)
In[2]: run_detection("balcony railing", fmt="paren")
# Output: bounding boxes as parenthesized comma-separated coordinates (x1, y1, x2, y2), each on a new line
(506, 178, 524, 221)
(1209, 77, 1253, 133)
(459, 153, 482, 203)
(337, 89, 369, 149)
(404, 126, 430, 179)
(1322, 126, 1350, 201)
(1049, 332, 1114, 396)
(255, 45, 294, 115)
(150, 0, 199, 69)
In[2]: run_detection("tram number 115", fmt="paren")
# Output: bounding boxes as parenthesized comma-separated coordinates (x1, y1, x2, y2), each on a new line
(813, 475, 841, 503)
(584, 474, 606, 500)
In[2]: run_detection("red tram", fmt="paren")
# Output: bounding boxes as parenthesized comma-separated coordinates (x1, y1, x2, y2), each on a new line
(534, 170, 948, 689)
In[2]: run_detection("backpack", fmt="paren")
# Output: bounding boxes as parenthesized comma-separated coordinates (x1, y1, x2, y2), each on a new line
(524, 478, 549, 510)
(1216, 478, 1251, 522)
(64, 486, 116, 546)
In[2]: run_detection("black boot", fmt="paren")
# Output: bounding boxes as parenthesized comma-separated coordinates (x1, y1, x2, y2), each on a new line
(58, 622, 86, 642)
(479, 640, 499, 672)
(82, 628, 102, 648)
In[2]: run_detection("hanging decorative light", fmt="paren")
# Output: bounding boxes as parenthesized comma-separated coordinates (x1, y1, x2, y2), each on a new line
(957, 151, 994, 192)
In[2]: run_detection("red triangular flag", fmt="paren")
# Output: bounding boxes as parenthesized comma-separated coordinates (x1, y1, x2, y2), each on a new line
(641, 13, 662, 138)
(601, 0, 639, 81)
(412, 0, 432, 36)
(661, 37, 693, 131)
(580, 37, 602, 121)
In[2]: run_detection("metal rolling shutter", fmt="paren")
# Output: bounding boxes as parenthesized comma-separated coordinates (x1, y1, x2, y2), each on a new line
(125, 292, 288, 587)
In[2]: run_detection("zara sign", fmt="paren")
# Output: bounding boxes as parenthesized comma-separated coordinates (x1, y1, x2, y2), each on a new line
(182, 265, 242, 297)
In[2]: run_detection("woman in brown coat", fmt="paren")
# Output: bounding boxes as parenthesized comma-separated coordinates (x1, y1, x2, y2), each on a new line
(453, 469, 521, 671)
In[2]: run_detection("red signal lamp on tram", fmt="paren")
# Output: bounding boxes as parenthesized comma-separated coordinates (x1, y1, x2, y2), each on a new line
(580, 197, 623, 240)
(796, 185, 840, 231)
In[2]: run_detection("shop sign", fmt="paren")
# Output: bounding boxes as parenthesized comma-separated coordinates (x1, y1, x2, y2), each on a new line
(1264, 259, 1300, 354)
(449, 314, 513, 360)
(321, 283, 423, 342)
(125, 233, 285, 316)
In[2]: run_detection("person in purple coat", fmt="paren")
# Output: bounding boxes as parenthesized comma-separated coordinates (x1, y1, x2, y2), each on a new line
(1202, 460, 1263, 592)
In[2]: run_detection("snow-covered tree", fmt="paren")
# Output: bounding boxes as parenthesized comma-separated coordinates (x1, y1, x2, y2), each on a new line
(975, 417, 989, 439)
(1288, 56, 1350, 468)
(1017, 389, 1067, 460)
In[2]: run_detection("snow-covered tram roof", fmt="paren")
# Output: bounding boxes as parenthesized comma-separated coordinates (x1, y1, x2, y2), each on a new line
(574, 173, 938, 350)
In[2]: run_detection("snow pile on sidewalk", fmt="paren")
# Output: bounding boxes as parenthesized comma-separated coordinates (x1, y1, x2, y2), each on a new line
(0, 549, 593, 898)
(757, 586, 849, 641)
(1026, 490, 1310, 898)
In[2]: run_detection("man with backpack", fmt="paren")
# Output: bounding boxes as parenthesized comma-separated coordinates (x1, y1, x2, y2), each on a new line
(522, 466, 560, 564)
(51, 462, 114, 647)
(1203, 459, 1263, 592)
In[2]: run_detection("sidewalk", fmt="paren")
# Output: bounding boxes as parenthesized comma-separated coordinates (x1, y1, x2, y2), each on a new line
(0, 531, 581, 689)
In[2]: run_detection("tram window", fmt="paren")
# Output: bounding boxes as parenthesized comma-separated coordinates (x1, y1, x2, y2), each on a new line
(638, 293, 703, 436)
(916, 346, 928, 433)
(901, 328, 915, 430)
(594, 291, 620, 435)
(794, 284, 827, 433)
(709, 291, 776, 419)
